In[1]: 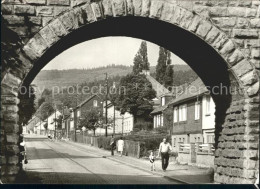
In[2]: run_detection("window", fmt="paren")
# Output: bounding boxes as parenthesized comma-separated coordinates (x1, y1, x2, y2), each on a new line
(161, 114, 164, 127)
(174, 107, 178, 123)
(161, 97, 165, 106)
(93, 100, 98, 107)
(195, 102, 200, 120)
(198, 137, 200, 142)
(206, 96, 211, 115)
(179, 104, 187, 122)
(207, 134, 215, 144)
(174, 138, 176, 147)
(77, 110, 81, 117)
(71, 111, 74, 118)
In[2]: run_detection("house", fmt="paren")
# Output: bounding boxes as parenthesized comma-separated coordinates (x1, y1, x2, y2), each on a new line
(27, 115, 41, 133)
(70, 95, 103, 131)
(103, 101, 134, 134)
(46, 110, 62, 136)
(169, 78, 216, 151)
(150, 93, 175, 128)
(142, 69, 175, 129)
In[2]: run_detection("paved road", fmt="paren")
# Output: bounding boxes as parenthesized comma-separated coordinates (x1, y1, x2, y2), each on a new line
(22, 139, 179, 184)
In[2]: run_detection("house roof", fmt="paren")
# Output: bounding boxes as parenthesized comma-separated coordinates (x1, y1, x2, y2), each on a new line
(145, 75, 169, 98)
(74, 95, 101, 110)
(168, 78, 208, 106)
(150, 105, 168, 115)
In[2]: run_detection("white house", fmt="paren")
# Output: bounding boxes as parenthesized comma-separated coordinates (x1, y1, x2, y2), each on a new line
(46, 110, 62, 131)
(202, 95, 216, 144)
(104, 101, 134, 134)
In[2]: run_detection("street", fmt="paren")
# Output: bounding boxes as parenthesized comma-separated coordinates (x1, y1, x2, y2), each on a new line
(21, 137, 180, 184)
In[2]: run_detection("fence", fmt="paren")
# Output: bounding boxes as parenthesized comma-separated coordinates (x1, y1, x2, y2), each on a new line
(68, 132, 142, 158)
(178, 143, 215, 167)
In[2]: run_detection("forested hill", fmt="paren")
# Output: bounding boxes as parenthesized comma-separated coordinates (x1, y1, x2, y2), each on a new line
(32, 64, 196, 90)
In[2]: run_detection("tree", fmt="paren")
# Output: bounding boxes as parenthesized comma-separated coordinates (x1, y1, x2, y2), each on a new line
(37, 97, 45, 108)
(133, 41, 150, 74)
(113, 74, 156, 128)
(78, 108, 102, 136)
(36, 102, 54, 121)
(18, 85, 36, 126)
(53, 115, 63, 129)
(155, 47, 173, 87)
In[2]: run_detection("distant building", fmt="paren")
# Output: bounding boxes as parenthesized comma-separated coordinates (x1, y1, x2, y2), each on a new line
(46, 110, 62, 136)
(168, 78, 216, 151)
(103, 101, 134, 134)
(70, 95, 103, 131)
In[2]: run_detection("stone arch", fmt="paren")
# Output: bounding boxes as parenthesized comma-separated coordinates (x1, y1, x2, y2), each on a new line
(1, 0, 259, 184)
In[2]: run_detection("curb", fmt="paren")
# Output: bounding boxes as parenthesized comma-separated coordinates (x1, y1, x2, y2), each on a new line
(62, 141, 190, 184)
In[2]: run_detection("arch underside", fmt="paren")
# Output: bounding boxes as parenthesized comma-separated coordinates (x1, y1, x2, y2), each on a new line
(1, 1, 259, 184)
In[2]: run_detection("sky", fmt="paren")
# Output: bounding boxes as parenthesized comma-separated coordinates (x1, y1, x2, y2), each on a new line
(43, 36, 186, 70)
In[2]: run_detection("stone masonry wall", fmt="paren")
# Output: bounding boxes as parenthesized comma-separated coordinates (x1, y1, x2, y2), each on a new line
(1, 0, 259, 184)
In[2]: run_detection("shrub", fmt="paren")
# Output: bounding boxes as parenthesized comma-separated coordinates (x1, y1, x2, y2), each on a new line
(134, 121, 153, 131)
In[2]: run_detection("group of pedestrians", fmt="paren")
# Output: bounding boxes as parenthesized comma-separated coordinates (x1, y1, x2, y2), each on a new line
(110, 135, 172, 172)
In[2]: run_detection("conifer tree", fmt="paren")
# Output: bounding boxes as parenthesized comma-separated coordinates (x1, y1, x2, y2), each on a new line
(133, 41, 150, 74)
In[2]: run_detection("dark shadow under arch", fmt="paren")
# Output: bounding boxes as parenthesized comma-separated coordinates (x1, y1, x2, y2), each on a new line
(22, 16, 242, 147)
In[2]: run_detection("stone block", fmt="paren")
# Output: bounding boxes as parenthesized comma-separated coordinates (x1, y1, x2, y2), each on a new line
(212, 17, 236, 28)
(209, 7, 227, 17)
(241, 70, 258, 86)
(39, 25, 59, 47)
(196, 20, 212, 38)
(6, 165, 20, 175)
(6, 145, 20, 155)
(250, 18, 260, 28)
(227, 7, 246, 17)
(160, 2, 174, 21)
(6, 134, 19, 144)
(3, 15, 24, 25)
(26, 0, 46, 5)
(71, 0, 89, 7)
(141, 0, 151, 17)
(47, 0, 70, 6)
(42, 16, 53, 26)
(205, 26, 220, 44)
(9, 26, 28, 37)
(149, 0, 164, 19)
(3, 123, 19, 134)
(244, 150, 258, 159)
(247, 82, 259, 97)
(91, 2, 102, 19)
(132, 0, 142, 16)
(2, 73, 21, 88)
(125, 0, 134, 15)
(49, 18, 67, 37)
(112, 0, 125, 16)
(59, 12, 77, 32)
(188, 15, 201, 32)
(29, 16, 42, 25)
(82, 4, 96, 22)
(232, 59, 253, 77)
(179, 10, 194, 29)
(171, 6, 185, 25)
(1, 96, 19, 105)
(219, 40, 235, 58)
(14, 5, 35, 15)
(36, 6, 54, 16)
(251, 48, 260, 59)
(73, 7, 86, 26)
(245, 8, 257, 17)
(7, 156, 19, 165)
(54, 6, 70, 16)
(227, 49, 244, 66)
(232, 29, 259, 39)
(1, 5, 14, 14)
(235, 18, 249, 29)
(102, 0, 113, 17)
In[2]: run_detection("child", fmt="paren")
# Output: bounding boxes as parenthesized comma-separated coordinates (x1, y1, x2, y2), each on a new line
(149, 151, 156, 171)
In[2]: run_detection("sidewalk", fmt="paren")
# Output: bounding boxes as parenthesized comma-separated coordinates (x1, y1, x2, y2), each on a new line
(62, 140, 214, 184)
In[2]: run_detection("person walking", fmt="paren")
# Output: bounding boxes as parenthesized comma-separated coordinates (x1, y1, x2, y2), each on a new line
(149, 151, 156, 171)
(157, 138, 172, 172)
(117, 137, 124, 157)
(110, 135, 115, 156)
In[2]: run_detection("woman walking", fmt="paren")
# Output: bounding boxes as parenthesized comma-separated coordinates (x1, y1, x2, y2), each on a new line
(117, 137, 124, 157)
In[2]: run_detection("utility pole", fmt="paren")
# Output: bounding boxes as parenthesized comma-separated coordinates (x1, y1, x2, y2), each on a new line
(113, 106, 115, 135)
(105, 73, 108, 137)
(54, 104, 57, 140)
(75, 94, 78, 142)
